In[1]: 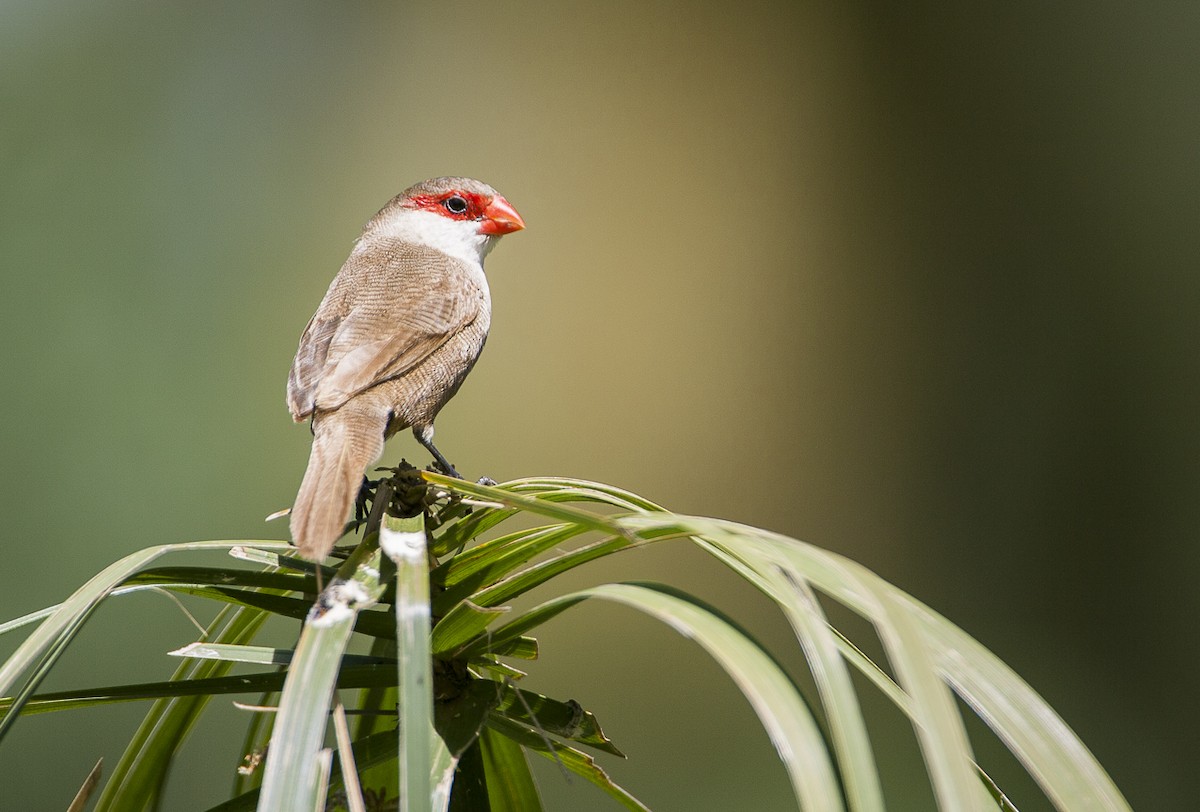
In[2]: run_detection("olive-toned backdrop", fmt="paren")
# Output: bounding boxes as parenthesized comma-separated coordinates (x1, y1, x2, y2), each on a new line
(2, 3, 1195, 809)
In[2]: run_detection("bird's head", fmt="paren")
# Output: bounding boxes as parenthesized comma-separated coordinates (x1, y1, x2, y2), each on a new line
(365, 176, 525, 265)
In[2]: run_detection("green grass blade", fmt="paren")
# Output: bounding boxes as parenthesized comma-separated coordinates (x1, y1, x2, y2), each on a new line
(423, 473, 628, 537)
(492, 683, 624, 757)
(170, 643, 295, 666)
(429, 507, 519, 556)
(688, 536, 884, 811)
(822, 621, 1019, 809)
(645, 513, 1129, 812)
(469, 582, 842, 812)
(769, 577, 884, 812)
(0, 604, 69, 637)
(379, 512, 434, 812)
(258, 535, 388, 811)
(478, 725, 543, 812)
(487, 715, 646, 811)
(430, 600, 511, 657)
(153, 584, 395, 639)
(169, 642, 394, 668)
(431, 735, 456, 812)
(0, 584, 207, 639)
(67, 758, 104, 812)
(878, 585, 989, 810)
(125, 565, 314, 592)
(435, 524, 580, 588)
(503, 477, 668, 512)
(351, 637, 400, 803)
(0, 540, 291, 740)
(450, 535, 644, 614)
(430, 679, 506, 812)
(2, 664, 396, 716)
(314, 748, 335, 811)
(483, 636, 538, 660)
(94, 602, 270, 811)
(257, 644, 341, 811)
(656, 516, 989, 809)
(910, 601, 1130, 811)
(446, 739, 489, 810)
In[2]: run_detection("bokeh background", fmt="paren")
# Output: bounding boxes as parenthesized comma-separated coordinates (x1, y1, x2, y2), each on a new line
(2, 2, 1196, 809)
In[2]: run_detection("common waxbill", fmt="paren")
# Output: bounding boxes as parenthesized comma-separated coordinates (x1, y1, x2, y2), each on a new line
(286, 177, 525, 560)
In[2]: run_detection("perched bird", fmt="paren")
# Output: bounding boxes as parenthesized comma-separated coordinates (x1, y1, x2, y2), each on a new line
(286, 177, 525, 559)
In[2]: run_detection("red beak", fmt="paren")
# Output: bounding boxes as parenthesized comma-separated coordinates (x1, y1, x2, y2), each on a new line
(479, 195, 526, 235)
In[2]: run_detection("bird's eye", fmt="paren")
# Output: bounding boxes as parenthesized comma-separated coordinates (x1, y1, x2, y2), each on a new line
(443, 196, 468, 214)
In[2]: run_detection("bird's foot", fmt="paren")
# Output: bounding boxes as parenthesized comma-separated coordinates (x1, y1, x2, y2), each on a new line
(427, 455, 461, 479)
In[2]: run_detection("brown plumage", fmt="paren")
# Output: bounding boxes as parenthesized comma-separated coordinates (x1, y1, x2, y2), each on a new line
(286, 177, 524, 559)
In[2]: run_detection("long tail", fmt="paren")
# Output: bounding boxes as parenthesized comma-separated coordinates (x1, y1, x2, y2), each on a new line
(290, 408, 386, 560)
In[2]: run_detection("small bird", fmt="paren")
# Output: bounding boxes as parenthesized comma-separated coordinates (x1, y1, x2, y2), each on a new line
(286, 177, 525, 559)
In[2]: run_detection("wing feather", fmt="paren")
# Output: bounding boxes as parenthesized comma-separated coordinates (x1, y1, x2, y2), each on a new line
(286, 241, 483, 420)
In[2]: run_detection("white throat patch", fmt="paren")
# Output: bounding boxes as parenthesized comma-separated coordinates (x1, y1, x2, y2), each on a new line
(369, 208, 496, 267)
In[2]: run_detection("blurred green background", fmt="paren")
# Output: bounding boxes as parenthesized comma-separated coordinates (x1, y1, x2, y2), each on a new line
(2, 2, 1196, 809)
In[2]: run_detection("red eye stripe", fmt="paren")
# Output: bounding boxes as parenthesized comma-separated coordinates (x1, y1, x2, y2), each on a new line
(407, 191, 490, 221)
